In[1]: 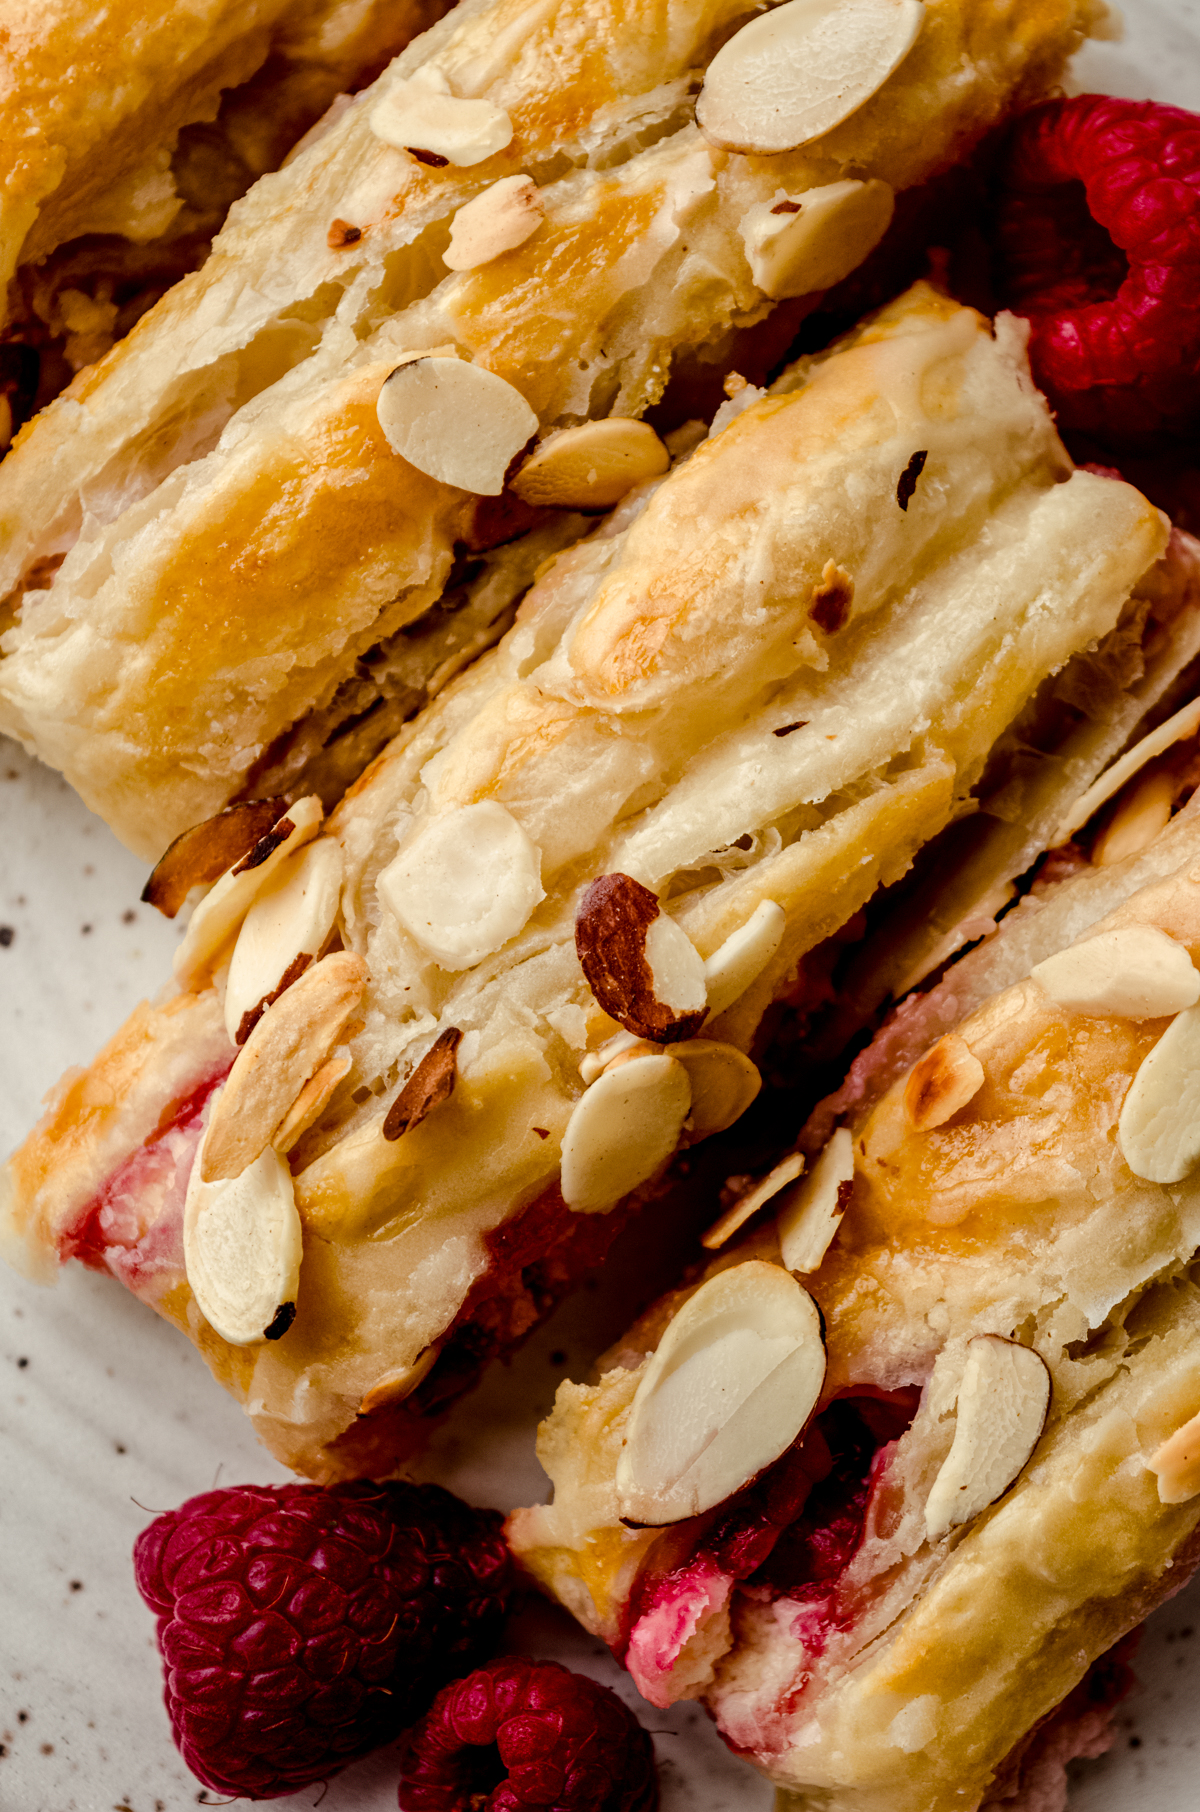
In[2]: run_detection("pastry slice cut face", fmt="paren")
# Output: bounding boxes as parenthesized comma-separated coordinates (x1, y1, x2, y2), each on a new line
(0, 0, 1104, 856)
(0, 286, 1169, 1481)
(508, 809, 1200, 1812)
(0, 0, 449, 431)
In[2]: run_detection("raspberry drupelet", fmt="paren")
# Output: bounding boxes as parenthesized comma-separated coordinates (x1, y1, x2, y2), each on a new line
(399, 1656, 660, 1812)
(995, 94, 1200, 446)
(133, 1480, 512, 1799)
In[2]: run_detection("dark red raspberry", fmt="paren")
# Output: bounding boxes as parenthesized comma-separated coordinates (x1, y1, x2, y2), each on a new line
(133, 1480, 512, 1800)
(399, 1657, 659, 1812)
(994, 95, 1200, 444)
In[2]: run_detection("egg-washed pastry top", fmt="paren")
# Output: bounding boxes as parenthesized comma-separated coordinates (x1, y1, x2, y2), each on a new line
(0, 0, 445, 421)
(0, 286, 1166, 1481)
(0, 0, 1106, 858)
(508, 806, 1200, 1812)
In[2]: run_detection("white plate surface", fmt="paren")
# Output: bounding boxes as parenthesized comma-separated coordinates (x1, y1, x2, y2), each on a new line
(4, 10, 1200, 1807)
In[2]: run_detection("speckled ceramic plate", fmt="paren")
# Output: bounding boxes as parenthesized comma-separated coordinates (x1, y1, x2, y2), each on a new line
(5, 11, 1200, 1806)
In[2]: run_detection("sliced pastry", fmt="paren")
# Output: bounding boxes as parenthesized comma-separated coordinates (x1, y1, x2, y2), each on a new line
(0, 285, 1168, 1480)
(0, 0, 1106, 856)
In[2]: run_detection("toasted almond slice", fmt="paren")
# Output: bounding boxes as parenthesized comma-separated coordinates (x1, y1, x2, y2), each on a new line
(576, 873, 707, 1043)
(702, 899, 786, 1023)
(924, 1336, 1050, 1540)
(616, 1261, 826, 1525)
(225, 838, 344, 1044)
(560, 1053, 691, 1213)
(1032, 925, 1200, 1021)
(777, 1127, 854, 1273)
(703, 1152, 805, 1250)
(510, 419, 670, 510)
(903, 1033, 984, 1132)
(739, 178, 894, 300)
(696, 0, 924, 155)
(358, 1347, 438, 1416)
(370, 76, 513, 167)
(383, 1026, 462, 1140)
(1118, 1002, 1200, 1184)
(143, 798, 287, 919)
(673, 1039, 761, 1140)
(444, 175, 544, 271)
(184, 1125, 303, 1346)
(377, 357, 537, 496)
(378, 801, 544, 970)
(1147, 1407, 1200, 1504)
(202, 952, 368, 1182)
(173, 796, 323, 993)
(272, 1054, 351, 1156)
(1054, 694, 1200, 847)
(1093, 769, 1176, 868)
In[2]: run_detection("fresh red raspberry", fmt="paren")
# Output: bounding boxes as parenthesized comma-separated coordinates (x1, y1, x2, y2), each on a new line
(133, 1480, 512, 1800)
(994, 94, 1200, 444)
(399, 1657, 659, 1812)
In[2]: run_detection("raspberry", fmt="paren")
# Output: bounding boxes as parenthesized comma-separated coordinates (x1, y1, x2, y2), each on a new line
(399, 1657, 659, 1812)
(994, 95, 1200, 444)
(133, 1480, 512, 1800)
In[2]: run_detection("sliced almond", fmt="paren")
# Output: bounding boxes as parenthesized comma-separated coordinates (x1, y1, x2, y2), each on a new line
(445, 175, 544, 271)
(696, 0, 924, 155)
(383, 1026, 462, 1140)
(378, 801, 544, 970)
(703, 1152, 804, 1250)
(903, 1033, 984, 1132)
(272, 1054, 351, 1156)
(702, 899, 786, 1023)
(202, 952, 367, 1183)
(616, 1261, 826, 1525)
(184, 1124, 303, 1346)
(576, 873, 707, 1043)
(1118, 1002, 1200, 1184)
(173, 796, 323, 993)
(739, 178, 894, 300)
(1093, 769, 1175, 868)
(579, 1027, 646, 1085)
(924, 1336, 1050, 1540)
(673, 1039, 761, 1140)
(143, 798, 286, 919)
(1032, 926, 1200, 1021)
(377, 357, 537, 496)
(225, 838, 344, 1044)
(560, 1053, 691, 1213)
(510, 419, 670, 511)
(1147, 1407, 1200, 1504)
(777, 1126, 854, 1273)
(370, 75, 513, 168)
(359, 1347, 438, 1416)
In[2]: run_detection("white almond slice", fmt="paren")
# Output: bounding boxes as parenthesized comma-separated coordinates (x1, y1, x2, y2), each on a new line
(1032, 926, 1200, 1021)
(579, 1027, 646, 1085)
(173, 796, 323, 993)
(272, 1053, 352, 1156)
(184, 1124, 303, 1346)
(703, 1152, 804, 1251)
(644, 914, 708, 1019)
(778, 1126, 854, 1273)
(369, 77, 513, 168)
(739, 179, 894, 301)
(560, 1053, 691, 1213)
(696, 0, 924, 155)
(903, 1032, 984, 1132)
(510, 419, 670, 510)
(203, 952, 368, 1183)
(225, 838, 344, 1045)
(1118, 1003, 1200, 1184)
(444, 175, 544, 271)
(1147, 1407, 1200, 1504)
(703, 899, 786, 1023)
(377, 358, 538, 495)
(673, 1039, 762, 1140)
(1092, 769, 1175, 868)
(1054, 693, 1200, 846)
(924, 1336, 1050, 1540)
(378, 800, 544, 970)
(616, 1261, 827, 1525)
